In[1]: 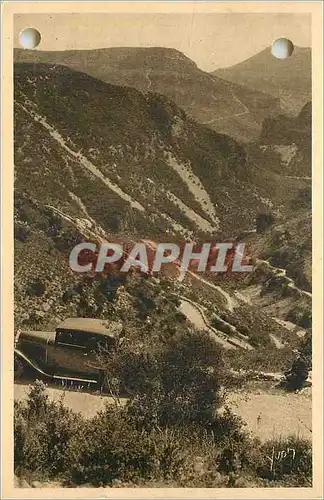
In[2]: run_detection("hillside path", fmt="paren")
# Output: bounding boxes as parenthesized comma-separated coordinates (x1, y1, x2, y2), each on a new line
(179, 296, 253, 350)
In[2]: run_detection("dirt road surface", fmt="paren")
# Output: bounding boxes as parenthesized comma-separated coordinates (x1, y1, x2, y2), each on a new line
(14, 383, 126, 419)
(179, 298, 253, 350)
(15, 383, 311, 441)
(227, 387, 312, 441)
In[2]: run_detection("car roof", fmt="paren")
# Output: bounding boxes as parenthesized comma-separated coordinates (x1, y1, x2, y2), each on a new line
(56, 318, 122, 338)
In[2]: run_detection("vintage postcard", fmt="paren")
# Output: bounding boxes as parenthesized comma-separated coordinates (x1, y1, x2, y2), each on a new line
(1, 1, 323, 498)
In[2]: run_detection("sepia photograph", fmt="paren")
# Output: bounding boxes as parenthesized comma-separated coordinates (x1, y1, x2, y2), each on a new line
(1, 2, 323, 497)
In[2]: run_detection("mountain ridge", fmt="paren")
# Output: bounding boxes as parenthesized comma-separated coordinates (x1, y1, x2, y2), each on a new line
(15, 62, 270, 242)
(13, 61, 312, 385)
(213, 45, 311, 115)
(14, 47, 281, 142)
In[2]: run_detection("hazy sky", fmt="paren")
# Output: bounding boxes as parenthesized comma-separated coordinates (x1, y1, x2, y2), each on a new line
(14, 13, 311, 71)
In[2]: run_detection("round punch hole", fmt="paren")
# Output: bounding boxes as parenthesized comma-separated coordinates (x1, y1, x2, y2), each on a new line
(271, 38, 294, 59)
(19, 28, 41, 49)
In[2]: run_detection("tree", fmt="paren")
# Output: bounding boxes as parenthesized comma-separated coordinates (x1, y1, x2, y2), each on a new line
(26, 279, 46, 297)
(284, 356, 309, 390)
(256, 213, 275, 233)
(300, 332, 312, 367)
(100, 330, 226, 429)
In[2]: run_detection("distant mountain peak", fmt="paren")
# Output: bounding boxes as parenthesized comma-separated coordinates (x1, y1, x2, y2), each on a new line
(213, 45, 311, 115)
(216, 44, 311, 70)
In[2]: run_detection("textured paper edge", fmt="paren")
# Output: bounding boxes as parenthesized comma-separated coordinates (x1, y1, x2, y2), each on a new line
(1, 2, 323, 498)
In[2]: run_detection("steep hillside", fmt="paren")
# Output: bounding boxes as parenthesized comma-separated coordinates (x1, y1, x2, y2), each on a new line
(14, 48, 280, 142)
(13, 52, 313, 489)
(14, 62, 269, 240)
(248, 210, 312, 292)
(248, 101, 311, 181)
(214, 46, 311, 115)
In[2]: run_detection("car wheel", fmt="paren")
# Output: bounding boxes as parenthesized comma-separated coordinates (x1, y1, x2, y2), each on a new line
(14, 356, 24, 380)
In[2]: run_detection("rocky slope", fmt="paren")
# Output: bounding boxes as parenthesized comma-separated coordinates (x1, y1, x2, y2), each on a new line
(214, 46, 311, 116)
(258, 101, 311, 174)
(14, 61, 263, 330)
(244, 100, 311, 221)
(15, 62, 270, 240)
(14, 48, 280, 142)
(14, 62, 311, 371)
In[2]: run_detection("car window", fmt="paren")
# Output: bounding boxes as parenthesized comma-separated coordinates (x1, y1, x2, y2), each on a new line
(56, 329, 86, 348)
(83, 334, 113, 351)
(55, 329, 109, 351)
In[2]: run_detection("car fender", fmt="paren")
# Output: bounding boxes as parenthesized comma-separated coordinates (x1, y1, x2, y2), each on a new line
(15, 349, 100, 385)
(14, 349, 53, 378)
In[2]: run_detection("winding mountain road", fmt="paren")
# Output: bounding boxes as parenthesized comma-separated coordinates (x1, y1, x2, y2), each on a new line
(179, 296, 253, 350)
(180, 269, 237, 312)
(257, 259, 312, 299)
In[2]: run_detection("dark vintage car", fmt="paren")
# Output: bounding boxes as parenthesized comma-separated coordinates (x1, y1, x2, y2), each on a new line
(14, 318, 123, 386)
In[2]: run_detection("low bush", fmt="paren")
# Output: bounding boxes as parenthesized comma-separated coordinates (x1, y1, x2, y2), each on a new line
(14, 336, 312, 488)
(26, 279, 46, 297)
(14, 381, 83, 479)
(100, 330, 226, 429)
(256, 212, 275, 233)
(253, 436, 312, 485)
(283, 357, 309, 390)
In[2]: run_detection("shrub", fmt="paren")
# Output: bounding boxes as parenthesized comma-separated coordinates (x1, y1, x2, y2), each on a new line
(284, 356, 309, 390)
(256, 212, 275, 233)
(102, 330, 226, 429)
(26, 279, 46, 297)
(14, 381, 83, 479)
(254, 436, 312, 484)
(290, 187, 311, 209)
(14, 224, 29, 242)
(65, 406, 156, 486)
(300, 332, 312, 367)
(14, 383, 312, 487)
(65, 409, 221, 486)
(286, 306, 312, 329)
